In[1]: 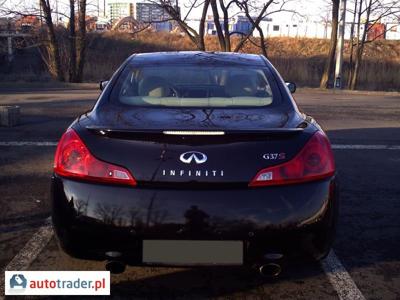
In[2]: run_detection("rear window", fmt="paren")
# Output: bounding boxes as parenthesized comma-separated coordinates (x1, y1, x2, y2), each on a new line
(110, 64, 276, 107)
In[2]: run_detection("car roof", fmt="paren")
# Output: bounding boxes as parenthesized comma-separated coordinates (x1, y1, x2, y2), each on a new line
(128, 51, 266, 66)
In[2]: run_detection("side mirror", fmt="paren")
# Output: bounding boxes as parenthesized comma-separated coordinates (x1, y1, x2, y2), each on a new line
(286, 82, 296, 94)
(100, 80, 109, 91)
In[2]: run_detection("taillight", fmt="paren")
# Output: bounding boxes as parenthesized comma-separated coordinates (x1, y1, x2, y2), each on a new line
(249, 131, 335, 187)
(54, 128, 137, 186)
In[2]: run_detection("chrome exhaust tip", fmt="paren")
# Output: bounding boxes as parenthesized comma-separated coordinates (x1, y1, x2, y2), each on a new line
(259, 263, 282, 278)
(105, 260, 126, 274)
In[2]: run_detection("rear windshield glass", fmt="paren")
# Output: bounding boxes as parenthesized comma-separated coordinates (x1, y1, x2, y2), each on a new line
(110, 65, 275, 107)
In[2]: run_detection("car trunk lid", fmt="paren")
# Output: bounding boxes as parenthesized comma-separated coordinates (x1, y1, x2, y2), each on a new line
(76, 107, 313, 186)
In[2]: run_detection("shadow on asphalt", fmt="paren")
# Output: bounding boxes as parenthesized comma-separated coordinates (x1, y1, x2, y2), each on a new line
(326, 127, 400, 145)
(0, 127, 399, 292)
(111, 261, 324, 298)
(325, 128, 400, 271)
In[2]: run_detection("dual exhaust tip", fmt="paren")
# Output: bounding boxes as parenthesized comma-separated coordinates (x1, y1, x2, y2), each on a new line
(104, 252, 283, 278)
(258, 253, 284, 278)
(105, 260, 283, 277)
(105, 251, 125, 274)
(258, 263, 282, 278)
(105, 260, 126, 274)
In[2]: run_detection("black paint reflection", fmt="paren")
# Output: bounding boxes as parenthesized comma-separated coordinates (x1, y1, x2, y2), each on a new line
(184, 205, 210, 232)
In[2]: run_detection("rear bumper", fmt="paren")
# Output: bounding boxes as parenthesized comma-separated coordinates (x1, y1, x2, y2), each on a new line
(51, 175, 339, 265)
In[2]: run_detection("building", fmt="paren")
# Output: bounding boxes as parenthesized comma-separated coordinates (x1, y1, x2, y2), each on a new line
(85, 16, 111, 32)
(0, 18, 15, 32)
(254, 16, 400, 41)
(135, 2, 173, 31)
(231, 16, 253, 35)
(95, 16, 112, 31)
(107, 0, 176, 31)
(205, 15, 218, 35)
(108, 0, 135, 25)
(136, 3, 170, 22)
(14, 16, 41, 32)
(205, 15, 253, 36)
(386, 23, 400, 40)
(255, 18, 334, 39)
(367, 23, 386, 40)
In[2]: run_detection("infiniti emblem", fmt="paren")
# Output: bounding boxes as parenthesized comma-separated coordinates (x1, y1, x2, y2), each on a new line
(179, 151, 208, 164)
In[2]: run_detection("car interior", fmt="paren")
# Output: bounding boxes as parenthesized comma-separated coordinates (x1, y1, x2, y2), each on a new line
(117, 66, 273, 107)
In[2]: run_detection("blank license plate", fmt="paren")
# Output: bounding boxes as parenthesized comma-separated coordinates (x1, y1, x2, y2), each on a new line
(142, 240, 243, 265)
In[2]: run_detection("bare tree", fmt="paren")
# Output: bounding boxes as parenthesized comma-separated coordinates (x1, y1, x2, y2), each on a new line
(152, 0, 293, 54)
(154, 0, 210, 50)
(66, 0, 87, 82)
(0, 0, 90, 82)
(218, 0, 234, 51)
(68, 0, 77, 82)
(234, 0, 295, 57)
(319, 3, 332, 39)
(76, 0, 87, 82)
(211, 0, 229, 51)
(208, 0, 237, 51)
(319, 0, 340, 89)
(1, 0, 90, 82)
(39, 0, 65, 81)
(235, 0, 271, 56)
(349, 0, 400, 89)
(347, 0, 358, 87)
(210, 0, 227, 50)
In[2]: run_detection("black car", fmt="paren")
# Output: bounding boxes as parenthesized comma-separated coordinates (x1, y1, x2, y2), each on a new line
(52, 51, 338, 276)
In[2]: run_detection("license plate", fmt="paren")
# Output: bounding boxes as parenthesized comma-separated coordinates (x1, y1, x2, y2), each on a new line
(142, 240, 243, 265)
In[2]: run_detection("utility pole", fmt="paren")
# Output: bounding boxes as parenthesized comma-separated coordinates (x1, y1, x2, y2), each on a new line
(39, 0, 43, 26)
(55, 0, 59, 25)
(7, 36, 13, 62)
(334, 0, 347, 89)
(0, 32, 31, 63)
(176, 0, 180, 18)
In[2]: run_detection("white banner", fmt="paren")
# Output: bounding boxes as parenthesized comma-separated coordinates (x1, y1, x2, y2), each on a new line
(5, 271, 110, 295)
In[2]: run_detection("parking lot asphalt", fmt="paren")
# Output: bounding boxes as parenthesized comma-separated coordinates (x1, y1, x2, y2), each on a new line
(0, 85, 399, 299)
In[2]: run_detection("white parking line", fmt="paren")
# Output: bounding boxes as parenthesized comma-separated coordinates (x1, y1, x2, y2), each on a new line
(0, 218, 54, 297)
(331, 144, 400, 150)
(0, 140, 389, 299)
(321, 251, 366, 300)
(1, 141, 400, 150)
(0, 141, 58, 146)
(0, 219, 366, 300)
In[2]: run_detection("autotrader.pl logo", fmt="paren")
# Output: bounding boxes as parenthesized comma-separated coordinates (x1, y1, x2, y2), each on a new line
(5, 271, 110, 295)
(10, 274, 27, 289)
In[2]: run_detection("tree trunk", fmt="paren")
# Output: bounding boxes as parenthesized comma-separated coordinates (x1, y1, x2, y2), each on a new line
(159, 0, 209, 51)
(219, 0, 230, 51)
(198, 0, 210, 51)
(256, 25, 267, 57)
(350, 0, 372, 90)
(40, 0, 64, 81)
(319, 0, 339, 89)
(68, 0, 77, 82)
(350, 47, 362, 90)
(348, 0, 362, 88)
(210, 0, 226, 51)
(76, 0, 87, 82)
(233, 0, 271, 53)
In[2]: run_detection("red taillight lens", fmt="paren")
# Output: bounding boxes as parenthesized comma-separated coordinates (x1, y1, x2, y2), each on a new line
(54, 128, 137, 186)
(249, 131, 335, 187)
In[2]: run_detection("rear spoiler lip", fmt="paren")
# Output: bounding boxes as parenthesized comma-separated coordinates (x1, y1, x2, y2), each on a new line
(85, 126, 304, 135)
